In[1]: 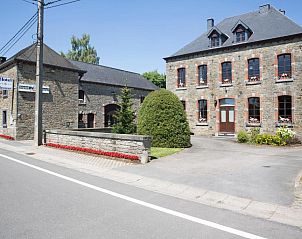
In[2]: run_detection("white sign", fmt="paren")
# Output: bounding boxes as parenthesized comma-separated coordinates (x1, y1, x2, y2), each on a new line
(18, 83, 50, 94)
(0, 77, 13, 90)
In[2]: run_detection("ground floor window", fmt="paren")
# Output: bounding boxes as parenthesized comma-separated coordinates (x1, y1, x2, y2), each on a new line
(78, 113, 95, 128)
(198, 99, 207, 122)
(278, 95, 292, 123)
(2, 110, 7, 128)
(104, 104, 120, 127)
(248, 97, 260, 123)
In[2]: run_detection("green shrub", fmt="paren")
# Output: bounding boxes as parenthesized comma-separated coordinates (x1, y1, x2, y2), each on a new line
(137, 89, 191, 148)
(112, 86, 136, 134)
(249, 127, 260, 143)
(255, 133, 286, 146)
(276, 127, 295, 144)
(237, 130, 249, 143)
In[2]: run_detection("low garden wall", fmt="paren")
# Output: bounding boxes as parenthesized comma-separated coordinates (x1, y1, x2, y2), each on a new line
(44, 129, 152, 164)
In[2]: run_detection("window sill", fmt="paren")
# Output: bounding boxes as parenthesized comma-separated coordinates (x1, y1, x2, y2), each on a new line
(246, 122, 261, 127)
(196, 85, 209, 89)
(246, 81, 261, 85)
(220, 83, 233, 87)
(79, 102, 87, 106)
(276, 122, 293, 128)
(176, 87, 187, 91)
(196, 122, 208, 126)
(275, 78, 294, 83)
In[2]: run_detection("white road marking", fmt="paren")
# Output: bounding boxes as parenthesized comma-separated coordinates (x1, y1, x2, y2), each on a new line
(1, 153, 267, 239)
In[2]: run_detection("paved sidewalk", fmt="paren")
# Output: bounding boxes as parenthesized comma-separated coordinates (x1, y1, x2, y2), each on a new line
(0, 138, 302, 228)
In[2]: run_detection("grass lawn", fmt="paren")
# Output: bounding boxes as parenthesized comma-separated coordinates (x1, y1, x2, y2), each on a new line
(150, 147, 183, 159)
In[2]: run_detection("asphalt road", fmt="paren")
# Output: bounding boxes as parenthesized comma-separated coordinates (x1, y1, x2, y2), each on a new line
(0, 149, 302, 239)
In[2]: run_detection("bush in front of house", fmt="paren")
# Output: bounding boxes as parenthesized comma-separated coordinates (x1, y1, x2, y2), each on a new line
(237, 130, 249, 143)
(137, 89, 191, 148)
(276, 127, 295, 144)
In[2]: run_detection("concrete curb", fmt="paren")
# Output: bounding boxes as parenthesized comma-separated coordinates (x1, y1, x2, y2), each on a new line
(1, 140, 302, 229)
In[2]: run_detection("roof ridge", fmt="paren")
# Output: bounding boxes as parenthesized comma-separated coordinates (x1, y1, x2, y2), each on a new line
(71, 60, 142, 75)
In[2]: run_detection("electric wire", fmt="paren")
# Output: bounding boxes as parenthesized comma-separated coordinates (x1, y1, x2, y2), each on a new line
(0, 14, 38, 56)
(0, 12, 38, 56)
(45, 0, 80, 9)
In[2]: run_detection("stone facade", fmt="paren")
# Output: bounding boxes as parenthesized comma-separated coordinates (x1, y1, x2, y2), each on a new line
(166, 37, 302, 137)
(78, 82, 150, 128)
(44, 129, 151, 163)
(0, 62, 79, 140)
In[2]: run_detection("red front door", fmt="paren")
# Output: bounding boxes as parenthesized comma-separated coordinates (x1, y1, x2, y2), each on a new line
(220, 106, 235, 133)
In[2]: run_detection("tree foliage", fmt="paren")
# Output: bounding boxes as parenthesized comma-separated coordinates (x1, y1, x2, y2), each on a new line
(137, 89, 191, 148)
(61, 33, 100, 64)
(112, 86, 136, 134)
(142, 70, 166, 88)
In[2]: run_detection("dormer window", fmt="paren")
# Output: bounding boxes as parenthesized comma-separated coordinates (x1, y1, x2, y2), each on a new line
(211, 33, 220, 47)
(235, 27, 246, 42)
(231, 20, 252, 43)
(207, 27, 228, 48)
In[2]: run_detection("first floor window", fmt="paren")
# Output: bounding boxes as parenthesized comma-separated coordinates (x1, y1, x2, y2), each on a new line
(2, 89, 8, 97)
(181, 100, 186, 111)
(221, 62, 232, 84)
(177, 68, 186, 87)
(140, 96, 145, 104)
(198, 65, 207, 85)
(79, 90, 85, 103)
(198, 100, 207, 122)
(278, 95, 292, 123)
(248, 58, 260, 81)
(278, 54, 291, 79)
(248, 97, 260, 123)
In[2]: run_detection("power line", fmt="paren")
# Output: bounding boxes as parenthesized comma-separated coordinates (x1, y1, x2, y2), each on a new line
(1, 17, 38, 56)
(45, 0, 80, 9)
(22, 0, 37, 5)
(0, 12, 38, 56)
(45, 0, 64, 6)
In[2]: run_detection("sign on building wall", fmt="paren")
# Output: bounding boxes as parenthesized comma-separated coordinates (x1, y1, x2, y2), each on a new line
(18, 83, 50, 94)
(0, 77, 13, 90)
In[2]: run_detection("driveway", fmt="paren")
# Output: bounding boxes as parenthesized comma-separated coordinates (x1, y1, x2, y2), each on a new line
(116, 136, 302, 206)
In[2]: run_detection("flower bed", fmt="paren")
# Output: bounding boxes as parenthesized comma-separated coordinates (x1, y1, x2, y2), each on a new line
(45, 143, 139, 161)
(0, 134, 15, 140)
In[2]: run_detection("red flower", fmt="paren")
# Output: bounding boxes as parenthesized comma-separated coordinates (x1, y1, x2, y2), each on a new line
(45, 143, 139, 161)
(0, 134, 15, 140)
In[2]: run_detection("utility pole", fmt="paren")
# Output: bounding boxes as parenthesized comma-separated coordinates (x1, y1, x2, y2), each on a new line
(34, 0, 44, 146)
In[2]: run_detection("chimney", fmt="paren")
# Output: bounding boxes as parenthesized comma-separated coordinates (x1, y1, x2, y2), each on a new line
(0, 57, 6, 64)
(259, 4, 271, 13)
(207, 18, 214, 31)
(279, 9, 286, 15)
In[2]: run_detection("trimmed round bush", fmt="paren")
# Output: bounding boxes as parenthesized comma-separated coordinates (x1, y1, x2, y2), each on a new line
(237, 130, 249, 143)
(137, 89, 191, 148)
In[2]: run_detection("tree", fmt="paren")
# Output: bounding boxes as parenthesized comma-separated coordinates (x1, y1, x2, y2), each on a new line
(112, 86, 136, 134)
(61, 33, 100, 64)
(142, 70, 166, 88)
(137, 89, 191, 148)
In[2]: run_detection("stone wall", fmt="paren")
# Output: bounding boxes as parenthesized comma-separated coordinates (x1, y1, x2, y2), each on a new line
(78, 82, 151, 127)
(16, 62, 79, 140)
(166, 37, 302, 137)
(0, 65, 18, 138)
(44, 129, 152, 163)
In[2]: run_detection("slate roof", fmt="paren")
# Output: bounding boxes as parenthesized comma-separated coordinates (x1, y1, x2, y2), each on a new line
(0, 43, 84, 73)
(166, 5, 302, 59)
(71, 60, 158, 91)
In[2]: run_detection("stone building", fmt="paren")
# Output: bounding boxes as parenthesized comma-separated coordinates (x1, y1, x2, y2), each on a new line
(0, 44, 157, 140)
(164, 4, 302, 137)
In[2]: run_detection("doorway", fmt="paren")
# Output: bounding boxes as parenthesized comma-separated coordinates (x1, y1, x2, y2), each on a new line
(219, 98, 235, 134)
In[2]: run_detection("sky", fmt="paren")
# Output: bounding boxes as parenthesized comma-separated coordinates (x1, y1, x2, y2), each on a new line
(1, 0, 302, 74)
